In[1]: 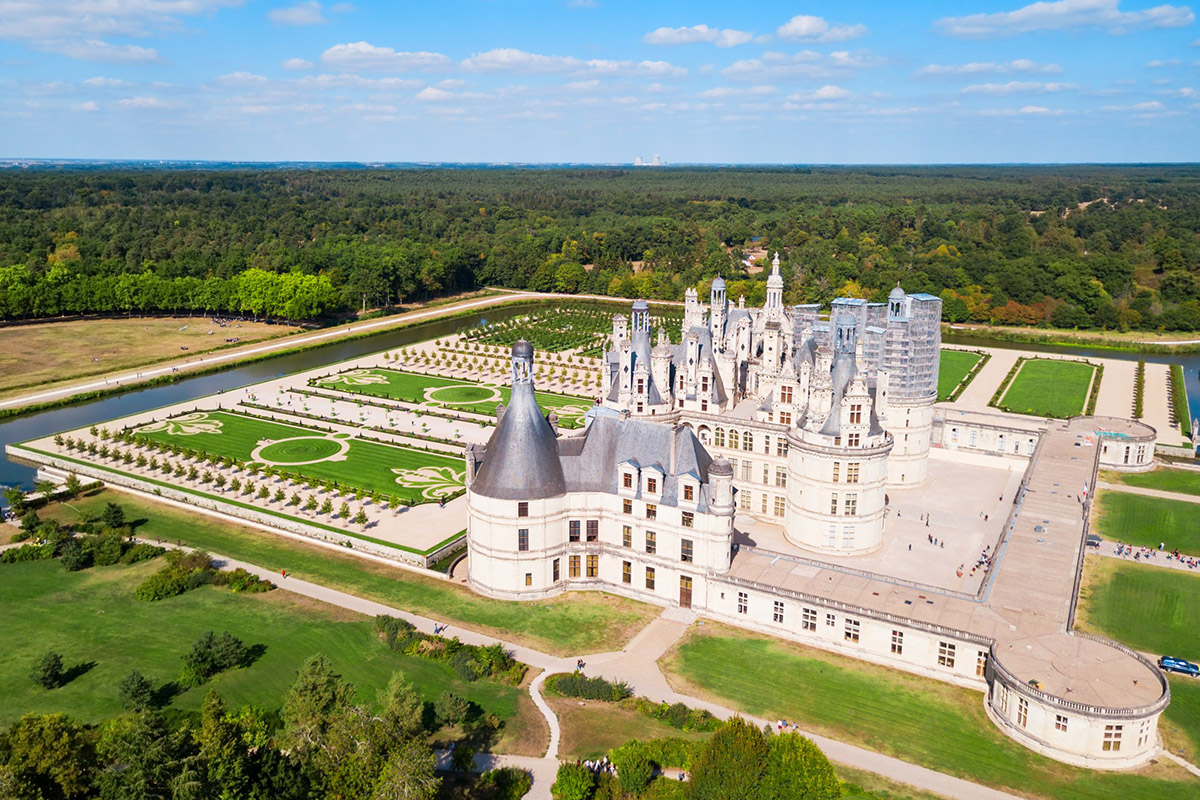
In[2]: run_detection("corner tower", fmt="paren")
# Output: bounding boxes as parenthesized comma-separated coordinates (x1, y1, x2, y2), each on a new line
(876, 286, 941, 486)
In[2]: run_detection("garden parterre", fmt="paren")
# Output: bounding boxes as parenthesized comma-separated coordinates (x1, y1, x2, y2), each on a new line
(997, 358, 1097, 418)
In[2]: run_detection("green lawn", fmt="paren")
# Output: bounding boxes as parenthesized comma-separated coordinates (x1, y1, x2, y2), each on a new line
(937, 350, 983, 402)
(999, 358, 1096, 418)
(0, 559, 525, 731)
(133, 409, 464, 504)
(1162, 676, 1200, 765)
(40, 490, 656, 656)
(314, 368, 593, 428)
(1076, 555, 1200, 661)
(663, 625, 1198, 800)
(1102, 468, 1200, 498)
(1094, 491, 1200, 553)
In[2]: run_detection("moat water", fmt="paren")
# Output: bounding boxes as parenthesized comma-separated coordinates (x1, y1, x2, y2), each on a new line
(2, 312, 1198, 491)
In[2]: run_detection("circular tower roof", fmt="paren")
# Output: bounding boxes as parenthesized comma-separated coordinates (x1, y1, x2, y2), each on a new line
(632, 298, 650, 312)
(889, 284, 906, 301)
(712, 275, 726, 291)
(512, 339, 534, 360)
(709, 456, 733, 476)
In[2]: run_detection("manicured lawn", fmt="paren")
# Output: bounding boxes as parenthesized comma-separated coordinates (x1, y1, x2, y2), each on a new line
(937, 349, 983, 402)
(662, 625, 1198, 800)
(999, 358, 1096, 418)
(1093, 491, 1200, 553)
(315, 368, 593, 428)
(133, 409, 464, 504)
(1102, 468, 1200, 498)
(1161, 675, 1200, 765)
(544, 695, 711, 761)
(40, 490, 657, 656)
(0, 559, 525, 733)
(1076, 555, 1200, 661)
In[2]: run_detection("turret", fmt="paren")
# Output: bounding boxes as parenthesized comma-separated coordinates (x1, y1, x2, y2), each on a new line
(765, 252, 784, 318)
(709, 276, 727, 344)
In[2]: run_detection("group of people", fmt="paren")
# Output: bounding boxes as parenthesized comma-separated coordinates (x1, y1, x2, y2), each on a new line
(774, 719, 802, 734)
(1115, 541, 1199, 569)
(578, 756, 616, 776)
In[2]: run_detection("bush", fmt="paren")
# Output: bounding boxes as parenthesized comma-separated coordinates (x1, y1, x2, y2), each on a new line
(135, 568, 188, 601)
(434, 691, 470, 727)
(547, 672, 632, 702)
(551, 762, 594, 800)
(1, 541, 57, 564)
(90, 534, 125, 567)
(638, 737, 702, 771)
(118, 669, 154, 711)
(450, 650, 480, 683)
(221, 567, 274, 593)
(611, 742, 653, 795)
(477, 767, 532, 800)
(120, 543, 165, 564)
(180, 630, 248, 687)
(450, 744, 475, 772)
(59, 540, 92, 572)
(30, 651, 64, 689)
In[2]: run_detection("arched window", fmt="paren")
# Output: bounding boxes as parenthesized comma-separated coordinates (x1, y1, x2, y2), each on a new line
(728, 429, 739, 450)
(714, 428, 725, 447)
(743, 431, 754, 451)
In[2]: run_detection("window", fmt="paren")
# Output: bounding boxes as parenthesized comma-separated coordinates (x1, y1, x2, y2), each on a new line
(1103, 725, 1122, 751)
(762, 465, 769, 484)
(1138, 721, 1150, 747)
(844, 618, 860, 642)
(827, 525, 836, 548)
(737, 592, 748, 614)
(976, 650, 988, 677)
(997, 684, 1009, 715)
(830, 492, 839, 515)
(826, 613, 836, 627)
(969, 429, 978, 447)
(938, 641, 956, 668)
(740, 489, 752, 510)
(569, 556, 580, 578)
(761, 494, 768, 514)
(646, 504, 657, 520)
(842, 526, 855, 549)
(681, 539, 694, 563)
(518, 529, 529, 551)
(844, 494, 857, 516)
(647, 477, 657, 494)
(569, 520, 581, 542)
(780, 386, 793, 404)
(833, 461, 840, 482)
(622, 525, 632, 548)
(890, 630, 903, 654)
(683, 484, 694, 502)
(553, 558, 560, 582)
(847, 463, 859, 484)
(776, 438, 787, 457)
(586, 519, 598, 542)
(847, 433, 860, 448)
(518, 501, 529, 517)
(743, 431, 753, 450)
(1016, 698, 1028, 728)
(623, 499, 632, 515)
(779, 412, 792, 426)
(525, 573, 532, 587)
(773, 601, 784, 623)
(740, 461, 752, 481)
(645, 531, 657, 554)
(645, 567, 656, 591)
(714, 428, 725, 447)
(728, 429, 739, 450)
(802, 608, 817, 631)
(773, 496, 786, 517)
(622, 560, 631, 584)
(775, 467, 787, 488)
(586, 554, 598, 578)
(762, 435, 771, 455)
(636, 377, 644, 394)
(623, 473, 633, 489)
(701, 376, 709, 393)
(849, 403, 862, 424)
(1055, 715, 1068, 733)
(682, 511, 694, 528)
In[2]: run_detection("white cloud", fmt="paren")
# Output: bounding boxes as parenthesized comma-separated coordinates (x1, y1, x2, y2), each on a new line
(117, 95, 176, 109)
(415, 87, 453, 101)
(82, 76, 129, 88)
(321, 42, 450, 72)
(1020, 104, 1053, 113)
(1148, 59, 1183, 67)
(722, 50, 875, 80)
(1156, 86, 1198, 96)
(462, 48, 686, 78)
(216, 71, 269, 85)
(56, 40, 160, 64)
(72, 101, 98, 111)
(436, 78, 466, 89)
(699, 85, 777, 97)
(788, 85, 852, 101)
(936, 0, 1195, 38)
(282, 58, 314, 70)
(777, 15, 867, 43)
(962, 81, 1079, 94)
(644, 24, 754, 48)
(330, 2, 354, 14)
(269, 1, 324, 25)
(915, 59, 1062, 76)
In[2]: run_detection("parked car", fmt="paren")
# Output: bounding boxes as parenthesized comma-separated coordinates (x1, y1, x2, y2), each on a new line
(1158, 656, 1200, 677)
(1085, 534, 1102, 549)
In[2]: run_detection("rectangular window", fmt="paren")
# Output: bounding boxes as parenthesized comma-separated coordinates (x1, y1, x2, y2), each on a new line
(776, 438, 787, 457)
(773, 601, 784, 623)
(762, 465, 770, 485)
(842, 526, 855, 549)
(737, 592, 748, 614)
(847, 463, 859, 484)
(849, 404, 862, 424)
(741, 461, 752, 481)
(891, 630, 904, 654)
(830, 492, 839, 514)
(683, 484, 694, 501)
(802, 608, 817, 631)
(622, 525, 632, 548)
(525, 573, 532, 587)
(586, 519, 598, 542)
(844, 618, 861, 642)
(761, 493, 768, 514)
(969, 429, 979, 447)
(773, 496, 786, 517)
(681, 539, 694, 563)
(586, 554, 598, 578)
(775, 467, 787, 488)
(569, 555, 580, 578)
(827, 525, 836, 548)
(623, 473, 633, 489)
(518, 529, 529, 551)
(552, 558, 560, 582)
(997, 685, 1009, 715)
(780, 386, 793, 404)
(622, 560, 631, 584)
(847, 433, 860, 447)
(647, 477, 657, 494)
(762, 435, 771, 455)
(832, 461, 840, 482)
(623, 499, 632, 515)
(1103, 725, 1122, 751)
(1055, 714, 1068, 733)
(844, 494, 857, 516)
(645, 567, 656, 591)
(743, 431, 753, 450)
(517, 501, 529, 517)
(646, 504, 657, 520)
(701, 400, 707, 412)
(645, 531, 657, 555)
(1017, 698, 1028, 728)
(976, 650, 988, 677)
(729, 430, 739, 450)
(826, 613, 836, 627)
(569, 520, 580, 542)
(681, 511, 694, 528)
(779, 412, 792, 426)
(938, 641, 956, 668)
(740, 489, 752, 510)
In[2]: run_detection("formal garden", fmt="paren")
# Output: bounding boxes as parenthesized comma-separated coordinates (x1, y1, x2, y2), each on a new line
(990, 357, 1099, 418)
(936, 349, 987, 402)
(460, 306, 684, 353)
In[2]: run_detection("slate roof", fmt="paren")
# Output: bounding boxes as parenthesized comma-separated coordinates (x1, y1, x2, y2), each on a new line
(471, 378, 567, 500)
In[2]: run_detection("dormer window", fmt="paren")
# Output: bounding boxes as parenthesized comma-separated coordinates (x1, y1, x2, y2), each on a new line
(849, 404, 862, 425)
(623, 473, 633, 489)
(780, 386, 793, 404)
(848, 433, 861, 448)
(647, 477, 657, 494)
(683, 484, 694, 502)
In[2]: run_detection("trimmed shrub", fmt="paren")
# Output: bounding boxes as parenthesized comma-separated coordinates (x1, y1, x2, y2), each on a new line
(120, 543, 166, 564)
(546, 672, 632, 702)
(477, 767, 532, 800)
(551, 763, 594, 800)
(611, 741, 653, 795)
(135, 569, 188, 601)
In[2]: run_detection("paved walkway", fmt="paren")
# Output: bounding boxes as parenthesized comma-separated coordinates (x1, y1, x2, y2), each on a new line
(1096, 481, 1200, 505)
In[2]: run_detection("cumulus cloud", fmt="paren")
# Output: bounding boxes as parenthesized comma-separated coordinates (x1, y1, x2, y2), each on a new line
(788, 85, 852, 101)
(269, 2, 325, 26)
(462, 48, 686, 78)
(915, 59, 1062, 76)
(72, 101, 98, 111)
(56, 40, 160, 64)
(321, 42, 450, 72)
(215, 71, 270, 85)
(1148, 59, 1183, 67)
(117, 95, 177, 109)
(699, 85, 777, 97)
(722, 50, 875, 80)
(415, 87, 453, 101)
(644, 24, 754, 48)
(777, 15, 867, 42)
(82, 76, 130, 88)
(962, 81, 1079, 94)
(282, 57, 314, 70)
(936, 0, 1195, 38)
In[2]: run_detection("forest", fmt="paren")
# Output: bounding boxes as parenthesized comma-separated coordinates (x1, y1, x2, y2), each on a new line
(0, 165, 1198, 330)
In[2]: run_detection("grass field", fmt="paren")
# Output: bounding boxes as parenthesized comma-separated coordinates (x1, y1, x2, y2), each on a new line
(545, 695, 711, 761)
(133, 409, 464, 504)
(1102, 468, 1200, 498)
(998, 358, 1096, 418)
(1093, 491, 1200, 553)
(1076, 555, 1200, 661)
(39, 490, 656, 656)
(661, 624, 1198, 800)
(0, 560, 532, 743)
(314, 368, 593, 428)
(0, 316, 295, 399)
(937, 350, 983, 401)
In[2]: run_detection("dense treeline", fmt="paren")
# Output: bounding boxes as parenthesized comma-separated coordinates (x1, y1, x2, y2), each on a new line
(1, 165, 1198, 329)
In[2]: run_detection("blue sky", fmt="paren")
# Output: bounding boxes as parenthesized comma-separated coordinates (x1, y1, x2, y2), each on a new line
(1, 0, 1198, 163)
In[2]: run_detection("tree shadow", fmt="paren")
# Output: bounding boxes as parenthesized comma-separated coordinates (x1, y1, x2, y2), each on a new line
(151, 680, 183, 709)
(241, 643, 268, 669)
(129, 516, 151, 532)
(61, 660, 97, 686)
